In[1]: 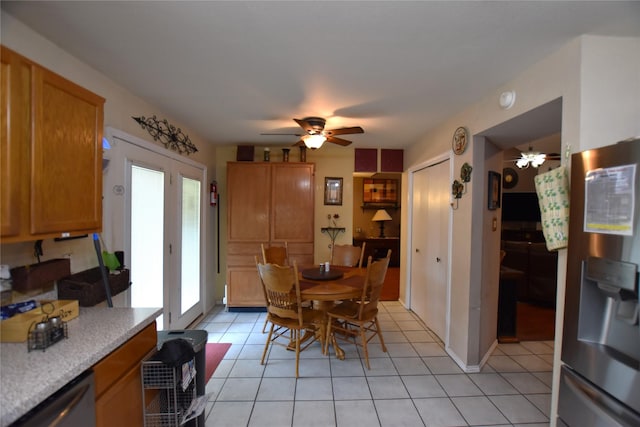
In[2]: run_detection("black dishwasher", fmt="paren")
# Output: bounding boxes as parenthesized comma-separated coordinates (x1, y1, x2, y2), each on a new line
(12, 370, 95, 427)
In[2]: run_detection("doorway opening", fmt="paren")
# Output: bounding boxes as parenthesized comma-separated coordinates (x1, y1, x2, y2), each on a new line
(482, 98, 562, 343)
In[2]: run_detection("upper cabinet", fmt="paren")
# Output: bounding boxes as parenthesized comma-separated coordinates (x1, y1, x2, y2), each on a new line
(1, 46, 105, 243)
(354, 148, 403, 173)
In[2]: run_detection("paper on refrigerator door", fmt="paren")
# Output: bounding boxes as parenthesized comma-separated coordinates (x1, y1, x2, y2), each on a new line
(584, 164, 636, 236)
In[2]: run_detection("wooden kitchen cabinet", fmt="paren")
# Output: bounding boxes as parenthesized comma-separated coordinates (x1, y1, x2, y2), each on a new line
(0, 46, 105, 243)
(226, 162, 315, 308)
(93, 321, 157, 427)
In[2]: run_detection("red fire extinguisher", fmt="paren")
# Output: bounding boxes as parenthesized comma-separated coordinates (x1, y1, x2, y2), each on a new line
(210, 181, 217, 207)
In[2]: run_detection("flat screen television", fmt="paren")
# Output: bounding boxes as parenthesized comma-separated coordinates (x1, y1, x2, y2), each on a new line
(501, 192, 542, 222)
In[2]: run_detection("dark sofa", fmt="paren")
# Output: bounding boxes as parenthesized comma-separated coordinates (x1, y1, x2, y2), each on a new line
(501, 240, 558, 307)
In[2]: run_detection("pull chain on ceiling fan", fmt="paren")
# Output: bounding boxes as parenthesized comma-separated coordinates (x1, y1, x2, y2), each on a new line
(261, 116, 364, 149)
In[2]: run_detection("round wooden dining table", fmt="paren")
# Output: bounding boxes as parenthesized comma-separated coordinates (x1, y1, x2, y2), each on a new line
(298, 266, 365, 359)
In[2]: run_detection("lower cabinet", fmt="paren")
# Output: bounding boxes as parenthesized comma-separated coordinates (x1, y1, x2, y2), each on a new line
(93, 322, 157, 427)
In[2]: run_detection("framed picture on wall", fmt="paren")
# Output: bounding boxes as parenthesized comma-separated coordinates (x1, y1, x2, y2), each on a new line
(363, 178, 398, 204)
(324, 177, 343, 205)
(488, 171, 501, 210)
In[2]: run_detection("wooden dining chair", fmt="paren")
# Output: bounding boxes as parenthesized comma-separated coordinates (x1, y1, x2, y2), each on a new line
(259, 242, 290, 332)
(256, 259, 324, 377)
(324, 249, 391, 369)
(261, 242, 289, 266)
(331, 242, 366, 268)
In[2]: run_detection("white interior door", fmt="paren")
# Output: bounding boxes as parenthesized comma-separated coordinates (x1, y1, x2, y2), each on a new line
(410, 159, 450, 341)
(410, 166, 430, 324)
(105, 131, 205, 330)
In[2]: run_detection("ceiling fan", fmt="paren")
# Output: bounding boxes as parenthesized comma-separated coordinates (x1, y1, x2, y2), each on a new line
(506, 146, 561, 169)
(261, 117, 364, 149)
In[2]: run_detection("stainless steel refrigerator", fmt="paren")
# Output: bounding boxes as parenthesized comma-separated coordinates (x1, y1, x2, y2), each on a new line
(558, 138, 640, 426)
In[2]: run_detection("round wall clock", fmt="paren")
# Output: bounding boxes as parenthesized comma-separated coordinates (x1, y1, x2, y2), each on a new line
(502, 167, 519, 189)
(452, 126, 469, 155)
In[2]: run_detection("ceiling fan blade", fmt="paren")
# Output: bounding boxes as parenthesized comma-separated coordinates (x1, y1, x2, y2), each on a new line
(292, 140, 305, 147)
(326, 135, 352, 146)
(324, 126, 364, 136)
(260, 132, 303, 136)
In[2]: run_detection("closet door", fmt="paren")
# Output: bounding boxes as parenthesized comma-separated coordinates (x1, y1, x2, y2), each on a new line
(410, 159, 450, 342)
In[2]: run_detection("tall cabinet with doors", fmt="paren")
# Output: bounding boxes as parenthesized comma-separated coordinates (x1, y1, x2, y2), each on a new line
(226, 162, 315, 308)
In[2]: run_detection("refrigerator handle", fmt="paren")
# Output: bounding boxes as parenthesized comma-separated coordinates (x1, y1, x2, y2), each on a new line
(564, 368, 638, 426)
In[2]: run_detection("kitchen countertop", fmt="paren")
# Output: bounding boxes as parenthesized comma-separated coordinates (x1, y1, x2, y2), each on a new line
(0, 306, 161, 426)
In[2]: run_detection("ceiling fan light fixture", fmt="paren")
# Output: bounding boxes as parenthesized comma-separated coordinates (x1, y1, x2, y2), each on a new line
(516, 150, 546, 169)
(303, 134, 326, 149)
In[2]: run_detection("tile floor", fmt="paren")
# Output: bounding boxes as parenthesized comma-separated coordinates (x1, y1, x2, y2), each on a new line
(195, 301, 553, 427)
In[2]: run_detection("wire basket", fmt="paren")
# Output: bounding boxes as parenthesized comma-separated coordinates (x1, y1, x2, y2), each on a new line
(141, 354, 196, 426)
(27, 316, 68, 352)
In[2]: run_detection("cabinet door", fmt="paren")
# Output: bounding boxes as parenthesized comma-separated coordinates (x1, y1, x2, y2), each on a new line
(271, 163, 314, 242)
(1, 47, 30, 238)
(30, 66, 104, 236)
(227, 162, 271, 242)
(94, 322, 156, 427)
(227, 265, 267, 307)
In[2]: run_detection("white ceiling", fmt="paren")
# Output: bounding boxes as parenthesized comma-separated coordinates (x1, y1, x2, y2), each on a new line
(2, 1, 639, 150)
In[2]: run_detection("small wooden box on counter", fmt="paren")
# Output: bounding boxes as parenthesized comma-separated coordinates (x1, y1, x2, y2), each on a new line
(0, 299, 79, 342)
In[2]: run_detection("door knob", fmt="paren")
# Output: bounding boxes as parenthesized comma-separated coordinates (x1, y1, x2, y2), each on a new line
(415, 248, 420, 253)
(436, 257, 441, 263)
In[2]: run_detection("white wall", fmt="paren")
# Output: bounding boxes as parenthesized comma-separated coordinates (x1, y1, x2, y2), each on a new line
(402, 35, 640, 424)
(579, 36, 640, 148)
(0, 12, 218, 312)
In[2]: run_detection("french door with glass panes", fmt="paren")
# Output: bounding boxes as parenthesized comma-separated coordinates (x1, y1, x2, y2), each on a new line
(106, 130, 205, 330)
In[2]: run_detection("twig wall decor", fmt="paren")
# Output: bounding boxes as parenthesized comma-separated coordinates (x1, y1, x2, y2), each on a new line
(132, 115, 198, 155)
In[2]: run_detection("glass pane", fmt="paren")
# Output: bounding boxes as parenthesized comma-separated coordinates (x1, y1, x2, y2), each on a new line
(181, 177, 201, 314)
(131, 165, 164, 310)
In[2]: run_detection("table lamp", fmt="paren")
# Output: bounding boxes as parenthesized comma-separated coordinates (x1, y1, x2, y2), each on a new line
(371, 209, 392, 238)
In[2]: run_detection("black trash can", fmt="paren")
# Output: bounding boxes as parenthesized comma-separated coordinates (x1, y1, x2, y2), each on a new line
(157, 329, 208, 426)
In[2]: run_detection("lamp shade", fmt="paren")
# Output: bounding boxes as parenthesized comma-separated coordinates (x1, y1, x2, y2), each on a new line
(371, 209, 392, 222)
(302, 134, 326, 149)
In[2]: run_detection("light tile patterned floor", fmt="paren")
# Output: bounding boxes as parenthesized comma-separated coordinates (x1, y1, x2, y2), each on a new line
(194, 301, 553, 427)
